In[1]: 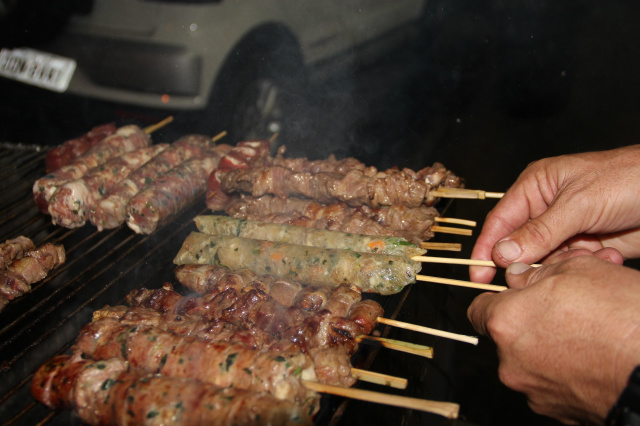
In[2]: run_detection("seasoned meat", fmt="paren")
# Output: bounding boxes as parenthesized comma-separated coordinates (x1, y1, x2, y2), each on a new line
(48, 144, 168, 228)
(194, 214, 426, 257)
(0, 242, 65, 311)
(74, 318, 319, 406)
(174, 233, 421, 295)
(45, 123, 116, 172)
(33, 125, 150, 213)
(88, 135, 230, 231)
(225, 194, 438, 244)
(0, 235, 35, 269)
(31, 355, 313, 426)
(125, 151, 227, 234)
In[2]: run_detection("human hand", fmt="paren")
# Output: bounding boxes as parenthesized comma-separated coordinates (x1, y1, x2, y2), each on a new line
(470, 144, 640, 283)
(467, 255, 640, 425)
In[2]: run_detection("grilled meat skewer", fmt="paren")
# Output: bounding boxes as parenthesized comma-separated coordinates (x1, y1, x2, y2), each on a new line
(225, 194, 440, 244)
(194, 214, 426, 258)
(174, 233, 421, 295)
(173, 264, 382, 335)
(32, 354, 312, 426)
(45, 122, 116, 172)
(33, 124, 151, 213)
(93, 303, 358, 388)
(75, 318, 320, 409)
(48, 144, 168, 228)
(88, 135, 232, 230)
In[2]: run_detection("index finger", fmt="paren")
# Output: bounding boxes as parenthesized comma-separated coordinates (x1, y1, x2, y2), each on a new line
(470, 184, 549, 282)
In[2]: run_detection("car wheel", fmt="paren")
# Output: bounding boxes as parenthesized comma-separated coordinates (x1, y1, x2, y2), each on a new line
(204, 25, 308, 152)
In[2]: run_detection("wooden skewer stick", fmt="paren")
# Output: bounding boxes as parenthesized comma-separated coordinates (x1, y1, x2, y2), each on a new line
(302, 380, 460, 419)
(420, 242, 462, 252)
(413, 256, 495, 267)
(357, 335, 434, 359)
(432, 225, 472, 236)
(435, 217, 477, 227)
(431, 187, 504, 199)
(142, 116, 174, 134)
(351, 368, 408, 390)
(417, 274, 507, 293)
(269, 132, 280, 144)
(211, 130, 228, 143)
(413, 256, 541, 269)
(378, 317, 480, 345)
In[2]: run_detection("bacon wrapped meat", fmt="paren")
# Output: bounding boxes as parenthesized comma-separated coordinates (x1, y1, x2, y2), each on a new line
(89, 135, 230, 231)
(31, 355, 312, 426)
(44, 123, 116, 172)
(74, 318, 320, 408)
(33, 125, 151, 213)
(47, 144, 168, 228)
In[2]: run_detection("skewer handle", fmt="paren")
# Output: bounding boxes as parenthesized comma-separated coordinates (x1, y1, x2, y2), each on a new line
(417, 274, 507, 292)
(420, 242, 462, 252)
(357, 335, 434, 359)
(143, 116, 174, 134)
(378, 317, 479, 345)
(302, 380, 460, 419)
(351, 368, 408, 389)
(435, 217, 477, 227)
(413, 256, 495, 267)
(432, 225, 473, 236)
(211, 130, 227, 142)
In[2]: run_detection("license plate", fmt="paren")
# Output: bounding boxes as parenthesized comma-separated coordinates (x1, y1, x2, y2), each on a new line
(0, 48, 76, 93)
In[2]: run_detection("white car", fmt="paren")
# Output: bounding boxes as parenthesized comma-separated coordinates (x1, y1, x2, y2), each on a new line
(0, 0, 427, 143)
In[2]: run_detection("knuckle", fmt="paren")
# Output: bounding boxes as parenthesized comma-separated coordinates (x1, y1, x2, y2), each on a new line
(522, 220, 555, 251)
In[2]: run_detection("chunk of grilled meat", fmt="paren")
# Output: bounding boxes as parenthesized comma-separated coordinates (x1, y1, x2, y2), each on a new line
(0, 242, 65, 311)
(0, 235, 35, 269)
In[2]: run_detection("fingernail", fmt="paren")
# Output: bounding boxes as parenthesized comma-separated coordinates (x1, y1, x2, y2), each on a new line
(496, 240, 522, 262)
(506, 262, 531, 275)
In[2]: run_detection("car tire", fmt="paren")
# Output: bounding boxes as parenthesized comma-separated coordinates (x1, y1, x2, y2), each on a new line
(204, 25, 309, 152)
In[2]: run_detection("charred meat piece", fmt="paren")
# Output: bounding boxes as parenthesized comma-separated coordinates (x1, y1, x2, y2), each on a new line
(0, 236, 35, 269)
(216, 161, 460, 209)
(0, 242, 65, 311)
(206, 140, 272, 211)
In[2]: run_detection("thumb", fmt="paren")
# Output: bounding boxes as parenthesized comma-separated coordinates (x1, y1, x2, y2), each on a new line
(492, 208, 579, 266)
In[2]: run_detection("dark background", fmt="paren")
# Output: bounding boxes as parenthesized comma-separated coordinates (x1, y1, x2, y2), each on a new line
(2, 1, 640, 425)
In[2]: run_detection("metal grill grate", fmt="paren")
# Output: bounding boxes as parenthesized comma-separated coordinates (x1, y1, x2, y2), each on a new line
(0, 143, 429, 426)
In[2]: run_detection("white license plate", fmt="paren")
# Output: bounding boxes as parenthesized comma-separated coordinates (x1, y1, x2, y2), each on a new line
(0, 48, 76, 93)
